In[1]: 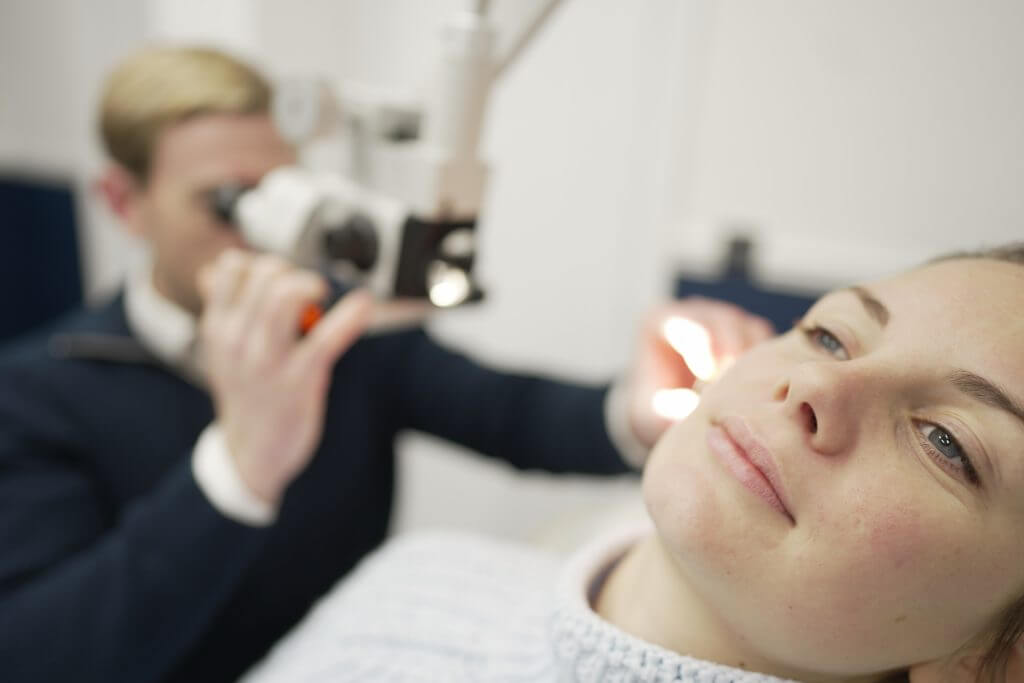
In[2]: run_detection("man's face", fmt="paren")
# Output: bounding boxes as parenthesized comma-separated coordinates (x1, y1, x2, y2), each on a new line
(643, 259, 1024, 678)
(133, 113, 295, 313)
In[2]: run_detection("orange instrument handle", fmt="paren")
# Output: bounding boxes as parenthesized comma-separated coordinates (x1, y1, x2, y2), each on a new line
(298, 277, 352, 334)
(299, 304, 325, 334)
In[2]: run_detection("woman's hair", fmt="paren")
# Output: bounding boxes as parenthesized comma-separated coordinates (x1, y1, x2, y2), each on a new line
(98, 46, 272, 181)
(933, 243, 1024, 268)
(936, 242, 1024, 682)
(975, 594, 1024, 683)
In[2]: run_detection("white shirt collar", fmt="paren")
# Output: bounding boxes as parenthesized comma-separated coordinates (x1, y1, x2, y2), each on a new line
(124, 258, 201, 377)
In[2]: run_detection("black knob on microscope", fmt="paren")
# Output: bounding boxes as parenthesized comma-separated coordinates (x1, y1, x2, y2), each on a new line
(323, 213, 379, 271)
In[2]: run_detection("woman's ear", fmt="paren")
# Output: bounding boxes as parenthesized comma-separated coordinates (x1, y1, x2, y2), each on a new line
(94, 164, 148, 236)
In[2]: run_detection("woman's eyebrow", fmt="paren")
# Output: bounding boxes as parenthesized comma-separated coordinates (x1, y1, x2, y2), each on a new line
(842, 286, 890, 327)
(948, 370, 1024, 430)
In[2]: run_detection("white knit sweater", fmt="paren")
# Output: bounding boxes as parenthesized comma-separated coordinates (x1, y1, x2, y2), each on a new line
(242, 527, 797, 682)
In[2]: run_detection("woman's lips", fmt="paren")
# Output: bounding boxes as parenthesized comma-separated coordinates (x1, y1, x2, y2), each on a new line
(707, 418, 795, 525)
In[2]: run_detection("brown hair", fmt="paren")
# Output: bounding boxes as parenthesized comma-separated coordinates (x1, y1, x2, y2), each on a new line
(98, 46, 272, 180)
(975, 594, 1024, 683)
(933, 242, 1024, 267)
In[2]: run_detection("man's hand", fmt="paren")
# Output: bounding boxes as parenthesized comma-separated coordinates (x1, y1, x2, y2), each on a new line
(197, 250, 373, 506)
(627, 297, 775, 447)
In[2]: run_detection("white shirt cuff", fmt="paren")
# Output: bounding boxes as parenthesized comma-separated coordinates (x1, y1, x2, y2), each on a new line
(192, 423, 277, 526)
(604, 379, 650, 469)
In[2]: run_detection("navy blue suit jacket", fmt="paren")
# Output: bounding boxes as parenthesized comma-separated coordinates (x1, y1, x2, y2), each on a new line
(0, 296, 629, 682)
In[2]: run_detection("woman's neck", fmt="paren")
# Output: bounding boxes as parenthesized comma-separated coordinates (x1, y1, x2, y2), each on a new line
(593, 533, 890, 683)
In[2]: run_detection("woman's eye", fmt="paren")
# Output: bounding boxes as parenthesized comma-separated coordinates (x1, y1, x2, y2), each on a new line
(917, 423, 980, 486)
(802, 325, 849, 360)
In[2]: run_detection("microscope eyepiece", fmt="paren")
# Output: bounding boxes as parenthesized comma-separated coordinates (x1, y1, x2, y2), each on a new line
(205, 184, 253, 225)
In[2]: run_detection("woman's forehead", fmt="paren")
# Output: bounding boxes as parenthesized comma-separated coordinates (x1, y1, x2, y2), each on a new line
(862, 258, 1024, 371)
(869, 259, 1024, 318)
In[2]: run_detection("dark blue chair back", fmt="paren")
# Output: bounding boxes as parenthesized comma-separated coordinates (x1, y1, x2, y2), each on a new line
(0, 175, 83, 343)
(673, 237, 822, 333)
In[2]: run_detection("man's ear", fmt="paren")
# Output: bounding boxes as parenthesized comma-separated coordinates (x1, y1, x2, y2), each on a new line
(94, 164, 148, 237)
(908, 639, 1024, 683)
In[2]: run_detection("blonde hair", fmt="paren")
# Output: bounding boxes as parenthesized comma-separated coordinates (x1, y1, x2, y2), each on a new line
(98, 46, 272, 180)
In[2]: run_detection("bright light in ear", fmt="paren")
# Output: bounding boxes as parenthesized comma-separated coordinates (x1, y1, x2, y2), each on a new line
(662, 317, 716, 381)
(652, 387, 700, 420)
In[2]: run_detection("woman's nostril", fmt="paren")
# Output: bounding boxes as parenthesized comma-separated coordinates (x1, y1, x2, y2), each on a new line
(801, 402, 818, 434)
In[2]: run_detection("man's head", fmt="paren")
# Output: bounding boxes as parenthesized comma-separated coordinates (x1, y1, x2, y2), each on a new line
(97, 46, 296, 313)
(644, 245, 1024, 681)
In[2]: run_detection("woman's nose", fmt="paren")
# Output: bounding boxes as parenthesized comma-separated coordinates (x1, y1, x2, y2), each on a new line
(774, 360, 877, 456)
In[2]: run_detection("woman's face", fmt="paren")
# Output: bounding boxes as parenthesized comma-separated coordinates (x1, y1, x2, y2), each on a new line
(643, 258, 1024, 676)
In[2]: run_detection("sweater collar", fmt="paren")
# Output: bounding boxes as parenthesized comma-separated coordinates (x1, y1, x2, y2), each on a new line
(550, 521, 798, 683)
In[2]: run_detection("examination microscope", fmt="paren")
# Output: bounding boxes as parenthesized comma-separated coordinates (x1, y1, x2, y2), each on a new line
(205, 1, 567, 321)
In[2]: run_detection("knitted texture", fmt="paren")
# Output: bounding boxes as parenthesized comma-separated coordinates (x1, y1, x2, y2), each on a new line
(550, 524, 796, 683)
(243, 531, 797, 682)
(550, 598, 792, 683)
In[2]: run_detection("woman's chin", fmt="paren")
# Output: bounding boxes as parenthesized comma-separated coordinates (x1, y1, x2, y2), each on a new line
(642, 422, 731, 562)
(642, 415, 794, 596)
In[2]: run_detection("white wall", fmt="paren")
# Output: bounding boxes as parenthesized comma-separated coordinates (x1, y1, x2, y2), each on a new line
(0, 2, 82, 175)
(2, 0, 150, 299)
(670, 0, 1024, 287)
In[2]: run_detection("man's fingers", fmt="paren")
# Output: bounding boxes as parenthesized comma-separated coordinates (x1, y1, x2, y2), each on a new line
(235, 255, 291, 330)
(197, 265, 214, 302)
(263, 271, 328, 353)
(750, 316, 776, 342)
(299, 289, 373, 370)
(206, 249, 248, 311)
(707, 310, 751, 360)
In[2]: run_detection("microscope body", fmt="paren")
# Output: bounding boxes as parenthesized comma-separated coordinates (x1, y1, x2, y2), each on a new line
(212, 8, 496, 311)
(213, 166, 480, 308)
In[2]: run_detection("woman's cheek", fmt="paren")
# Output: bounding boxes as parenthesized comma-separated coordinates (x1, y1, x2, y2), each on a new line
(865, 498, 930, 572)
(819, 485, 939, 585)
